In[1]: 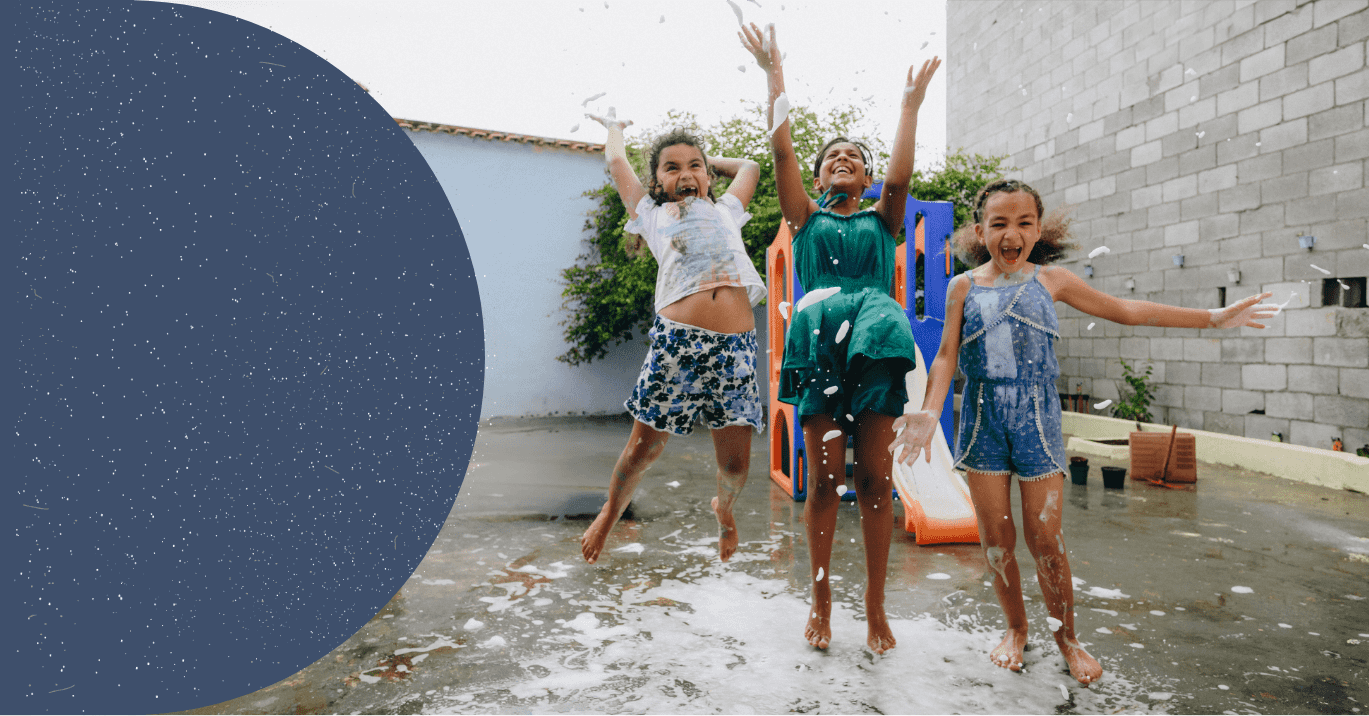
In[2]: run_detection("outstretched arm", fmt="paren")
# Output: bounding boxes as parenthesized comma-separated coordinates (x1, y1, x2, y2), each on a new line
(740, 22, 816, 236)
(586, 109, 645, 219)
(1048, 266, 1276, 328)
(877, 57, 940, 236)
(710, 156, 761, 207)
(891, 274, 969, 464)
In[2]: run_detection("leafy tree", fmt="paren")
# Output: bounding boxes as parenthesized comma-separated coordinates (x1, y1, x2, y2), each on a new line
(557, 104, 1009, 366)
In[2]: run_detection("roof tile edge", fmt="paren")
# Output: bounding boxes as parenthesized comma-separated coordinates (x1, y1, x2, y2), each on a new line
(394, 118, 604, 154)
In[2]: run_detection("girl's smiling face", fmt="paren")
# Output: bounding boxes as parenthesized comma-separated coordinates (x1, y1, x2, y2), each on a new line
(654, 143, 711, 202)
(975, 191, 1041, 273)
(814, 142, 872, 195)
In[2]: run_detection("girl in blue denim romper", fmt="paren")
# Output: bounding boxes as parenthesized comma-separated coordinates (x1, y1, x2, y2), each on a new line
(891, 179, 1276, 686)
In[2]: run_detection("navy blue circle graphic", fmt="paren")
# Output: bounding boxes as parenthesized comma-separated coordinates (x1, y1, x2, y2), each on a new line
(13, 4, 484, 712)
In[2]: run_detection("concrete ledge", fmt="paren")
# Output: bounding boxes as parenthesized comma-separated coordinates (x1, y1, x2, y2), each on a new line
(1062, 412, 1369, 494)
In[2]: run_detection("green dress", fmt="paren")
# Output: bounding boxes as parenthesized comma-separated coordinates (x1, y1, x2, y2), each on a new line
(778, 208, 917, 430)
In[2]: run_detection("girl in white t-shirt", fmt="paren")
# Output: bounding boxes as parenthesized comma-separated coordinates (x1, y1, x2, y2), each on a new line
(580, 111, 765, 565)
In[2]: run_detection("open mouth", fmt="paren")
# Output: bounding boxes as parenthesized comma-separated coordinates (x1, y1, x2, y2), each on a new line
(674, 185, 698, 197)
(1001, 247, 1022, 262)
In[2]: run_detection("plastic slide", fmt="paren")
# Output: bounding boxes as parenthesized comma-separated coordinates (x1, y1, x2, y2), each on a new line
(892, 343, 981, 545)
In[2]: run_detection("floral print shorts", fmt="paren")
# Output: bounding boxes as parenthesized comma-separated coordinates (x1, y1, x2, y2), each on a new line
(625, 315, 764, 436)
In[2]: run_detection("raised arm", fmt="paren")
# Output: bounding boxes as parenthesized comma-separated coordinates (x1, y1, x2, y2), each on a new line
(1046, 266, 1276, 329)
(586, 109, 646, 219)
(876, 57, 940, 236)
(710, 156, 761, 207)
(891, 273, 969, 464)
(740, 23, 816, 236)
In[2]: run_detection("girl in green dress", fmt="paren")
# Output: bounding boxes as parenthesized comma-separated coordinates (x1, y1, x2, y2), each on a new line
(741, 22, 939, 655)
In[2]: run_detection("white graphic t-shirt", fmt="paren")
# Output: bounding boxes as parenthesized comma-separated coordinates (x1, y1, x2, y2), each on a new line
(624, 193, 766, 313)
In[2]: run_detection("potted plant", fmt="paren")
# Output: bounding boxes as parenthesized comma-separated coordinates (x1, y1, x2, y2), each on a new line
(1112, 359, 1155, 423)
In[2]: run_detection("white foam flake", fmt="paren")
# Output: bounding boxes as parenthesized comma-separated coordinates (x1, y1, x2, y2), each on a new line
(1088, 246, 1110, 259)
(823, 385, 839, 395)
(1150, 692, 1172, 700)
(823, 429, 843, 442)
(480, 635, 508, 648)
(422, 578, 457, 585)
(581, 92, 606, 107)
(666, 480, 681, 487)
(816, 567, 825, 581)
(1095, 627, 1113, 634)
(1087, 322, 1095, 330)
(1046, 616, 1063, 632)
(779, 301, 792, 319)
(1231, 586, 1253, 594)
(1310, 264, 1331, 275)
(1084, 586, 1129, 599)
(795, 286, 840, 313)
(1218, 684, 1229, 690)
(1279, 623, 1292, 628)
(834, 320, 850, 343)
(570, 123, 579, 133)
(1093, 399, 1112, 410)
(927, 573, 951, 580)
(770, 92, 791, 137)
(1091, 608, 1118, 617)
(726, 0, 744, 25)
(615, 543, 645, 554)
(1072, 577, 1086, 587)
(1150, 610, 1165, 616)
(835, 484, 848, 496)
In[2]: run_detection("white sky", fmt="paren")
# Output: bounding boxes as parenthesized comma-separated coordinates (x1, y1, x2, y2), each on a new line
(167, 0, 949, 169)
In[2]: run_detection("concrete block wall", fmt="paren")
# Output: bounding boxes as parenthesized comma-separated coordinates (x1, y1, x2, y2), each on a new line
(948, 0, 1368, 452)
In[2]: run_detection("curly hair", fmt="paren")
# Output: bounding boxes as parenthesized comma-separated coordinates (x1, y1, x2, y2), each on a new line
(952, 178, 1077, 266)
(812, 136, 875, 180)
(644, 129, 716, 204)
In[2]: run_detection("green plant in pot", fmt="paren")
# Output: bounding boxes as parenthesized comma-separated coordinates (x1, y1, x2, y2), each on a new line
(1112, 359, 1155, 423)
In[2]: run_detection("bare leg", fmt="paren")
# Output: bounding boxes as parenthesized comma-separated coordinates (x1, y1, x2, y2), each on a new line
(580, 420, 670, 563)
(801, 414, 844, 649)
(709, 424, 752, 562)
(1020, 474, 1102, 685)
(966, 470, 1028, 672)
(853, 410, 897, 654)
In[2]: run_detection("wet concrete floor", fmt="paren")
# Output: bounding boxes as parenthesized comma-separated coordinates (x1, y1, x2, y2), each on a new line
(183, 414, 1368, 715)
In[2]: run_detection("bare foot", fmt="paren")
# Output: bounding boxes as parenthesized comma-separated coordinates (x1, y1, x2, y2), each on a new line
(711, 496, 739, 562)
(804, 603, 832, 649)
(1054, 633, 1102, 686)
(866, 608, 897, 654)
(580, 504, 615, 564)
(990, 627, 1028, 672)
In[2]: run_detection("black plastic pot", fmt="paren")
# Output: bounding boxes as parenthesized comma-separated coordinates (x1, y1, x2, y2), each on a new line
(1101, 466, 1126, 489)
(1068, 457, 1089, 485)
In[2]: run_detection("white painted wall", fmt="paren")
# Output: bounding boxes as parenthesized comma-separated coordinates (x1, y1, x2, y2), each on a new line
(403, 129, 646, 419)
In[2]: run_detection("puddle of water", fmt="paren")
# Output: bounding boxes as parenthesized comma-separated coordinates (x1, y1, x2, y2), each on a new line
(352, 559, 1172, 714)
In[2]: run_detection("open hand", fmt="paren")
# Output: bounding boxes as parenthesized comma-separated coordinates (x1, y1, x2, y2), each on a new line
(739, 22, 779, 73)
(1211, 292, 1277, 329)
(902, 56, 941, 110)
(889, 411, 939, 465)
(585, 107, 632, 131)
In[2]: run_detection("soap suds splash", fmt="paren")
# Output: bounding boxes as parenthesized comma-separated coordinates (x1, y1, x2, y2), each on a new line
(382, 569, 1158, 714)
(770, 92, 791, 137)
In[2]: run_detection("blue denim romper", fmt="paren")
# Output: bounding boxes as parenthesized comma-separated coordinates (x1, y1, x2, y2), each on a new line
(955, 266, 1067, 480)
